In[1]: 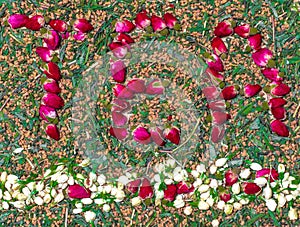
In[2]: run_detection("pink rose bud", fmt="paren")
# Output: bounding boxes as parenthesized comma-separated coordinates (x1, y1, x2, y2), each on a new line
(127, 78, 146, 93)
(268, 98, 287, 108)
(211, 37, 228, 55)
(8, 14, 29, 29)
(151, 15, 167, 32)
(234, 24, 250, 38)
(243, 182, 261, 195)
(73, 31, 86, 41)
(42, 93, 64, 109)
(220, 192, 231, 202)
(133, 127, 152, 144)
(221, 85, 238, 100)
(45, 124, 60, 141)
(252, 48, 273, 67)
(135, 11, 151, 29)
(109, 126, 128, 140)
(225, 170, 239, 186)
(256, 168, 279, 182)
(44, 30, 60, 50)
(145, 79, 164, 95)
(127, 179, 141, 193)
(212, 111, 230, 125)
(150, 127, 165, 146)
(202, 86, 219, 101)
(115, 20, 135, 33)
(164, 127, 180, 145)
(164, 184, 177, 201)
(117, 33, 135, 45)
(43, 78, 61, 94)
(108, 42, 128, 59)
(211, 125, 225, 143)
(36, 47, 52, 62)
(261, 68, 283, 82)
(248, 34, 262, 50)
(112, 98, 131, 112)
(139, 178, 153, 199)
(43, 62, 61, 81)
(61, 32, 70, 39)
(68, 184, 91, 199)
(206, 53, 224, 72)
(39, 105, 57, 122)
(25, 15, 45, 30)
(214, 21, 233, 37)
(177, 181, 194, 194)
(73, 18, 93, 33)
(206, 67, 224, 82)
(113, 84, 134, 99)
(111, 60, 126, 83)
(112, 111, 128, 127)
(271, 83, 290, 96)
(163, 13, 178, 29)
(244, 84, 262, 97)
(208, 100, 226, 111)
(271, 106, 286, 120)
(270, 120, 289, 137)
(49, 19, 67, 32)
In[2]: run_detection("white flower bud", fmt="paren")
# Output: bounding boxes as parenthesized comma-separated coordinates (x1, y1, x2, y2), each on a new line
(84, 211, 96, 222)
(103, 204, 111, 212)
(198, 200, 210, 210)
(75, 202, 83, 208)
(57, 174, 68, 184)
(44, 194, 52, 204)
(173, 173, 184, 182)
(10, 201, 25, 209)
(270, 181, 277, 188)
(155, 190, 164, 200)
(73, 208, 83, 214)
(0, 189, 2, 199)
(198, 184, 209, 193)
(277, 193, 286, 207)
(191, 170, 199, 178)
(211, 219, 219, 227)
(13, 147, 23, 154)
(217, 200, 225, 210)
(79, 158, 91, 167)
(277, 164, 285, 173)
(2, 201, 9, 210)
(254, 177, 268, 187)
(263, 184, 272, 199)
(3, 191, 12, 200)
(288, 207, 298, 220)
(7, 174, 18, 184)
(164, 178, 174, 185)
(281, 181, 289, 189)
(44, 169, 52, 178)
(97, 174, 106, 186)
(239, 198, 249, 205)
(94, 198, 105, 205)
(34, 196, 44, 205)
(224, 204, 233, 215)
(184, 206, 193, 215)
(67, 176, 75, 185)
(209, 165, 217, 174)
(200, 191, 210, 200)
(81, 198, 93, 205)
(196, 163, 206, 173)
(54, 192, 64, 203)
(286, 194, 295, 202)
(50, 189, 57, 198)
(215, 158, 227, 167)
(239, 168, 251, 179)
(76, 173, 85, 180)
(36, 181, 44, 192)
(118, 175, 129, 185)
(283, 172, 289, 181)
(166, 159, 176, 168)
(16, 193, 27, 201)
(51, 172, 62, 182)
(12, 183, 20, 191)
(193, 178, 202, 188)
(155, 163, 165, 172)
(115, 190, 125, 201)
(5, 182, 11, 191)
(233, 202, 242, 210)
(266, 199, 277, 211)
(131, 196, 141, 206)
(250, 163, 262, 171)
(231, 182, 240, 194)
(174, 198, 185, 208)
(206, 196, 214, 207)
(209, 179, 218, 189)
(0, 171, 8, 182)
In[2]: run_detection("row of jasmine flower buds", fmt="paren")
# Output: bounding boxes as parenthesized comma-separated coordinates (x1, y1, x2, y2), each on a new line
(204, 21, 290, 141)
(0, 156, 298, 224)
(8, 14, 93, 140)
(108, 11, 181, 145)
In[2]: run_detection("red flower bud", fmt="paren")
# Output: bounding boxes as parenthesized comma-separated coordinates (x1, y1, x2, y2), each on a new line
(270, 119, 289, 137)
(225, 170, 239, 186)
(244, 84, 262, 97)
(221, 86, 238, 100)
(243, 182, 261, 195)
(256, 168, 279, 182)
(39, 105, 57, 122)
(206, 54, 224, 72)
(112, 99, 131, 112)
(113, 84, 134, 99)
(117, 33, 135, 45)
(177, 181, 194, 194)
(211, 125, 225, 143)
(220, 192, 231, 202)
(61, 32, 69, 39)
(43, 78, 61, 94)
(127, 78, 146, 93)
(234, 24, 250, 38)
(151, 15, 167, 32)
(248, 34, 262, 50)
(73, 19, 93, 33)
(8, 14, 29, 29)
(202, 86, 219, 101)
(145, 79, 164, 95)
(163, 13, 178, 29)
(268, 98, 287, 108)
(109, 126, 128, 140)
(252, 48, 273, 67)
(164, 127, 180, 145)
(271, 106, 286, 120)
(44, 30, 60, 50)
(68, 184, 91, 199)
(36, 47, 52, 62)
(127, 179, 141, 193)
(164, 184, 177, 201)
(150, 127, 165, 146)
(43, 62, 61, 81)
(73, 31, 85, 41)
(25, 15, 45, 31)
(49, 19, 67, 32)
(214, 21, 233, 37)
(208, 100, 226, 111)
(139, 178, 153, 199)
(212, 111, 230, 125)
(211, 37, 228, 55)
(261, 68, 283, 82)
(133, 127, 152, 144)
(111, 60, 126, 83)
(115, 20, 135, 33)
(135, 11, 151, 29)
(45, 124, 60, 141)
(108, 42, 128, 59)
(271, 83, 290, 96)
(42, 93, 64, 109)
(206, 67, 224, 82)
(112, 111, 128, 127)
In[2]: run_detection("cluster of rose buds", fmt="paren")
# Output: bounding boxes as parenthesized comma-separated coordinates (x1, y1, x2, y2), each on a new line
(204, 21, 290, 141)
(8, 14, 93, 140)
(108, 11, 181, 146)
